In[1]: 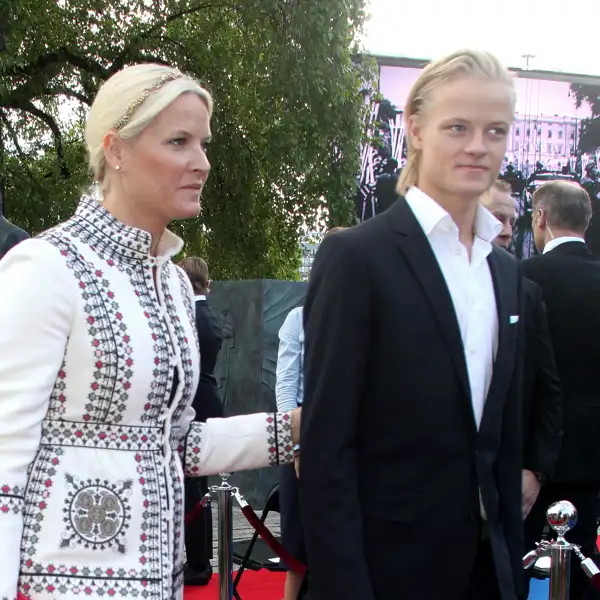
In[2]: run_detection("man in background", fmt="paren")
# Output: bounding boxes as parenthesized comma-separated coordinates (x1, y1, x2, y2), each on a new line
(0, 214, 28, 260)
(482, 183, 562, 521)
(523, 181, 600, 600)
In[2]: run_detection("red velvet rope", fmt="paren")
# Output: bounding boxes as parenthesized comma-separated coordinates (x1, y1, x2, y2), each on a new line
(237, 502, 307, 576)
(185, 492, 308, 577)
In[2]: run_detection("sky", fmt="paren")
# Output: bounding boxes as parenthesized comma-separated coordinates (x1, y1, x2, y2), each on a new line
(363, 0, 600, 77)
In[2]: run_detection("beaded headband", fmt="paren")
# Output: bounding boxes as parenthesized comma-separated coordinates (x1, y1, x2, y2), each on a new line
(114, 72, 189, 131)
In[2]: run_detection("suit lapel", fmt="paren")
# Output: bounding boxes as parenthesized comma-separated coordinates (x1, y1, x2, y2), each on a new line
(479, 247, 516, 432)
(387, 198, 473, 416)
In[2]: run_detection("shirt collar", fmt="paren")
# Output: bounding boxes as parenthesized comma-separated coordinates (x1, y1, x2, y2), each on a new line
(543, 236, 585, 254)
(404, 186, 502, 242)
(72, 196, 184, 262)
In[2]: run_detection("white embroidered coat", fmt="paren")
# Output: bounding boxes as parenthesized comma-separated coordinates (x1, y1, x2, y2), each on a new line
(0, 198, 294, 600)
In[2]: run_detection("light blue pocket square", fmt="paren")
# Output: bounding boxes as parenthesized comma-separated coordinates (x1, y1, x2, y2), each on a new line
(509, 315, 519, 324)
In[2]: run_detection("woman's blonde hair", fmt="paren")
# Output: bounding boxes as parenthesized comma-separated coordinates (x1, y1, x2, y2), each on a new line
(85, 63, 213, 182)
(397, 50, 515, 196)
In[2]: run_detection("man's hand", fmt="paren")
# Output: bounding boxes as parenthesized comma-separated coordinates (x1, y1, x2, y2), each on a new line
(291, 407, 301, 446)
(522, 469, 542, 519)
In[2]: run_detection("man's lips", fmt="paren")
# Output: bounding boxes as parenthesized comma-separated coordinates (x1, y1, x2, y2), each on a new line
(181, 184, 203, 190)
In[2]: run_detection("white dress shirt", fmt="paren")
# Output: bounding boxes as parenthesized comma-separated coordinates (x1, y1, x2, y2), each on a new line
(543, 236, 585, 254)
(405, 186, 502, 428)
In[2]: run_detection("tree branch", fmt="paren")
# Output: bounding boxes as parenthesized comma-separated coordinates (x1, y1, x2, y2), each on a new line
(2, 47, 108, 80)
(108, 1, 235, 74)
(42, 87, 92, 105)
(0, 110, 43, 188)
(8, 101, 69, 178)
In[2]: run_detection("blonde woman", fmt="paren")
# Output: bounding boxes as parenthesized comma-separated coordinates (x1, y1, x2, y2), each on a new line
(300, 50, 524, 600)
(0, 64, 301, 599)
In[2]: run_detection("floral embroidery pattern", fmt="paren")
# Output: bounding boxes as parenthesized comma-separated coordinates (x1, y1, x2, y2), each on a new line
(61, 475, 132, 553)
(268, 413, 294, 466)
(183, 422, 204, 476)
(0, 483, 24, 515)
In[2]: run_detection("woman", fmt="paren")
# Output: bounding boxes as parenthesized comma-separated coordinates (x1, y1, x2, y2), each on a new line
(0, 64, 300, 599)
(178, 256, 223, 586)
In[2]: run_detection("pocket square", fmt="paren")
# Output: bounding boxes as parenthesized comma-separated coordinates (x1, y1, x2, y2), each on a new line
(509, 315, 519, 324)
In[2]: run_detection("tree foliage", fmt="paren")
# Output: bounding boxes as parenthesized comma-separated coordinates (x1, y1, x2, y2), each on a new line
(0, 0, 375, 279)
(570, 83, 600, 154)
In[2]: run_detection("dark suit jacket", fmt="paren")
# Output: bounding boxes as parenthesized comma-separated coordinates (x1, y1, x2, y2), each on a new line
(522, 278, 563, 480)
(300, 198, 525, 600)
(522, 241, 600, 482)
(192, 298, 224, 422)
(0, 216, 28, 260)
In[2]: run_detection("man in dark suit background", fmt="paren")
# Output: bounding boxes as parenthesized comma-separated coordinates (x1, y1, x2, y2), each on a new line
(299, 50, 525, 600)
(179, 256, 224, 586)
(522, 181, 600, 600)
(0, 214, 28, 260)
(482, 181, 562, 517)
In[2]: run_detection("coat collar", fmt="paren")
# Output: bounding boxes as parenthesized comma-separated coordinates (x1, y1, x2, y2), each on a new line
(72, 196, 184, 262)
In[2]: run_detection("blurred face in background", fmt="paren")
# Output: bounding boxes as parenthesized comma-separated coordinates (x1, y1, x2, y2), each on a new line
(486, 187, 516, 249)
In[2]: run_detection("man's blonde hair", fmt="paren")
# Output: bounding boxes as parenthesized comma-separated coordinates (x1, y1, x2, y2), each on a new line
(397, 50, 515, 196)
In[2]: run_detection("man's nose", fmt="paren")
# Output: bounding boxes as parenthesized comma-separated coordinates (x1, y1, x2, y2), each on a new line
(465, 132, 487, 155)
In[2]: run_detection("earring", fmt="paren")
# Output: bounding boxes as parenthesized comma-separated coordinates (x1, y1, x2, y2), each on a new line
(115, 165, 121, 171)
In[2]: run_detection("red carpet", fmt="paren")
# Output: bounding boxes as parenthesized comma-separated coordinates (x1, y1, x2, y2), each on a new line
(185, 570, 285, 600)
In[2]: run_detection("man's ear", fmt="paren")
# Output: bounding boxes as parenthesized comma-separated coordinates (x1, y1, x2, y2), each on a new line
(537, 208, 548, 232)
(407, 114, 424, 151)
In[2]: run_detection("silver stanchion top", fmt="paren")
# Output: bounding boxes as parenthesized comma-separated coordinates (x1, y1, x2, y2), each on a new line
(547, 500, 578, 541)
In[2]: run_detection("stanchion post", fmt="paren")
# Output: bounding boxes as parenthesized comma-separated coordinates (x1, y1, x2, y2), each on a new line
(522, 500, 600, 600)
(212, 473, 236, 600)
(549, 543, 571, 600)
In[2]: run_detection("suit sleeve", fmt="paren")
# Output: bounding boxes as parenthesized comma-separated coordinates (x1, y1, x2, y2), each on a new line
(0, 240, 75, 599)
(299, 234, 375, 600)
(524, 281, 563, 479)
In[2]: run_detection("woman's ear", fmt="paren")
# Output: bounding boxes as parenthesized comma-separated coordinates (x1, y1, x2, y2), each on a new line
(103, 130, 126, 172)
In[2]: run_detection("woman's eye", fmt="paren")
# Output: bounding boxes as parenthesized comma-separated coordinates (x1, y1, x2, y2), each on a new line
(489, 127, 507, 136)
(170, 137, 186, 146)
(450, 124, 466, 133)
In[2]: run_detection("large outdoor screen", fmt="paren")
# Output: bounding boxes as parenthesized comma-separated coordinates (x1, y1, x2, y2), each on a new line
(358, 63, 600, 257)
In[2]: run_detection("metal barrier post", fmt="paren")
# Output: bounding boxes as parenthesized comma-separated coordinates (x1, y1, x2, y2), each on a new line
(522, 500, 600, 600)
(211, 473, 237, 600)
